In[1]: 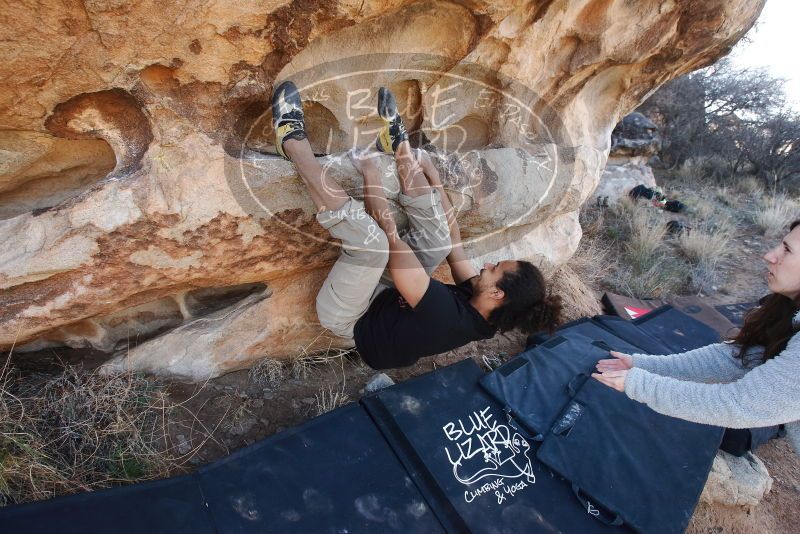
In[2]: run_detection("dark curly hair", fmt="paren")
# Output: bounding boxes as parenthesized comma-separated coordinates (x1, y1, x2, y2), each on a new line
(732, 219, 800, 364)
(488, 260, 563, 334)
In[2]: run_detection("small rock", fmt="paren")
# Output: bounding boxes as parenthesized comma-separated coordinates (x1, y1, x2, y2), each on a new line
(250, 399, 264, 409)
(301, 397, 316, 405)
(700, 451, 773, 507)
(228, 414, 257, 437)
(175, 434, 192, 455)
(365, 373, 395, 393)
(259, 417, 270, 426)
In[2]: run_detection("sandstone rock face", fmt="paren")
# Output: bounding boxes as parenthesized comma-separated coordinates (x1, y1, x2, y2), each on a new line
(593, 158, 658, 204)
(700, 451, 773, 508)
(610, 112, 661, 159)
(0, 0, 764, 379)
(593, 112, 660, 204)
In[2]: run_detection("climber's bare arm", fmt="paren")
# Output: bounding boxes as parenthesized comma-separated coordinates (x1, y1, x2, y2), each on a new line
(416, 149, 478, 285)
(352, 152, 430, 307)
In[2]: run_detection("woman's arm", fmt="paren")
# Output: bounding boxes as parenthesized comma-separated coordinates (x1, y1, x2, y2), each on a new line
(628, 343, 748, 383)
(415, 149, 477, 284)
(624, 344, 800, 428)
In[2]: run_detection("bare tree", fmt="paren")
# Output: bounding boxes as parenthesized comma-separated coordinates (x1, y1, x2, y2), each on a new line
(740, 110, 800, 188)
(638, 74, 705, 168)
(638, 58, 789, 176)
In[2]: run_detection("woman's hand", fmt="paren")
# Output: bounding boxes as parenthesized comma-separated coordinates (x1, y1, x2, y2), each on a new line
(593, 351, 633, 393)
(596, 350, 633, 372)
(592, 369, 629, 393)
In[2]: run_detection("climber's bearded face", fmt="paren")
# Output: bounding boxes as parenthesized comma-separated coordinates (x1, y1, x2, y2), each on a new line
(473, 260, 518, 299)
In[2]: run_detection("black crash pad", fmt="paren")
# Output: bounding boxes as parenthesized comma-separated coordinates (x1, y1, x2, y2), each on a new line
(601, 292, 739, 339)
(362, 358, 631, 533)
(198, 403, 443, 534)
(714, 302, 758, 327)
(592, 315, 673, 355)
(481, 333, 626, 439)
(0, 474, 214, 534)
(537, 377, 723, 534)
(527, 317, 653, 354)
(627, 306, 721, 353)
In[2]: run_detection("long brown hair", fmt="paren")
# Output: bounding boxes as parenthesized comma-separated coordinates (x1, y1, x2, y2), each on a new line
(732, 219, 800, 364)
(488, 260, 563, 334)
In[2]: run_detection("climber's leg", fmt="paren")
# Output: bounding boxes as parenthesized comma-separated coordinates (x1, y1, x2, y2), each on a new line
(283, 138, 348, 213)
(272, 81, 389, 340)
(375, 87, 451, 281)
(273, 79, 348, 213)
(394, 177, 452, 276)
(314, 199, 390, 340)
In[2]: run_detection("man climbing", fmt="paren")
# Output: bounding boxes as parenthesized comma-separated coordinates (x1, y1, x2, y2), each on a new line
(271, 81, 562, 370)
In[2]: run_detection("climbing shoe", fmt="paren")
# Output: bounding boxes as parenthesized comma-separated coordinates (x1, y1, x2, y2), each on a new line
(271, 80, 307, 159)
(375, 86, 408, 153)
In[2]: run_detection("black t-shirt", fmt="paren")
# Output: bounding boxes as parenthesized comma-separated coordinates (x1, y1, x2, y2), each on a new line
(353, 278, 497, 370)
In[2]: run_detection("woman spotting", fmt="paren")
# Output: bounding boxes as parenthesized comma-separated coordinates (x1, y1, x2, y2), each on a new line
(593, 221, 800, 456)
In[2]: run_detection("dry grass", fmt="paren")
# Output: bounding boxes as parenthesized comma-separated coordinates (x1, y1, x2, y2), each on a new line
(249, 358, 285, 389)
(219, 398, 256, 436)
(570, 220, 615, 290)
(550, 264, 603, 322)
(674, 159, 706, 183)
(0, 361, 178, 506)
(751, 194, 798, 236)
(713, 185, 736, 208)
(690, 197, 717, 221)
(314, 385, 349, 416)
(731, 176, 763, 197)
(624, 206, 667, 272)
(290, 333, 356, 380)
(675, 220, 734, 294)
(687, 262, 724, 295)
(677, 220, 733, 265)
(586, 167, 790, 298)
(580, 198, 690, 299)
(313, 352, 350, 416)
(610, 257, 689, 299)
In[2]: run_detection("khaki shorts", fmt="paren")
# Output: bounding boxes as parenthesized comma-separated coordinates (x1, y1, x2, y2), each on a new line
(315, 188, 452, 340)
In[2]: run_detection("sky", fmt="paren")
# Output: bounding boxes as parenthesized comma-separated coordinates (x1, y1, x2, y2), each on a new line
(730, 0, 800, 111)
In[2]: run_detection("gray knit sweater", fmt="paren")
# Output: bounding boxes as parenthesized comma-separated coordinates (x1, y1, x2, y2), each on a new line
(625, 311, 800, 456)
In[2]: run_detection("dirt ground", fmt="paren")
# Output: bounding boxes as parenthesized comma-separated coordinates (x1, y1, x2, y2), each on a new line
(7, 188, 799, 532)
(163, 331, 527, 467)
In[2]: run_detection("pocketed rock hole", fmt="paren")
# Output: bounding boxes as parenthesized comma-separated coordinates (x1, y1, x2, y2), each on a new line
(0, 132, 116, 220)
(15, 283, 269, 355)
